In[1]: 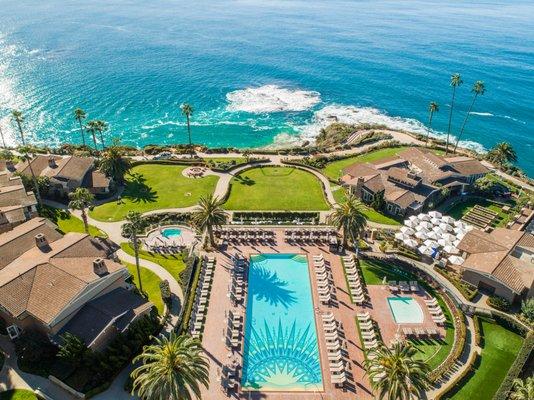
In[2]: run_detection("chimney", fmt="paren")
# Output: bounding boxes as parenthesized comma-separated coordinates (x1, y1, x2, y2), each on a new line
(5, 160, 14, 171)
(93, 258, 108, 275)
(35, 233, 48, 249)
(354, 177, 365, 197)
(48, 157, 57, 168)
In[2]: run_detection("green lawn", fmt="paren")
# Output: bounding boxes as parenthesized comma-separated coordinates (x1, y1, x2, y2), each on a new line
(0, 390, 37, 400)
(40, 206, 107, 237)
(321, 146, 409, 181)
(125, 262, 164, 314)
(446, 318, 524, 400)
(121, 242, 186, 282)
(224, 166, 330, 211)
(445, 198, 513, 227)
(90, 164, 219, 221)
(359, 258, 454, 367)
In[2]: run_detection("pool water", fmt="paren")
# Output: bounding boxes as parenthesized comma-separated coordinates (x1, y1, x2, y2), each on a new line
(161, 228, 182, 239)
(388, 297, 424, 324)
(242, 254, 323, 391)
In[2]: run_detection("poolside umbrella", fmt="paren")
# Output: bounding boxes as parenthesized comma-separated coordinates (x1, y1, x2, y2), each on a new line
(453, 239, 461, 247)
(419, 221, 433, 230)
(427, 231, 439, 240)
(419, 213, 431, 221)
(439, 223, 453, 232)
(453, 227, 465, 235)
(395, 232, 410, 241)
(437, 238, 451, 247)
(465, 224, 474, 232)
(432, 227, 445, 236)
(429, 211, 443, 219)
(418, 245, 433, 256)
(454, 220, 464, 227)
(415, 230, 428, 240)
(456, 232, 466, 240)
(443, 233, 456, 242)
(415, 225, 429, 232)
(431, 217, 441, 226)
(400, 227, 415, 235)
(442, 216, 455, 225)
(424, 239, 439, 248)
(403, 238, 418, 248)
(443, 245, 460, 255)
(448, 255, 465, 265)
(403, 219, 417, 228)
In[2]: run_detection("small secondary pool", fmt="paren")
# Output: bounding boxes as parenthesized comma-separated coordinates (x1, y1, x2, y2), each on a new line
(242, 254, 323, 392)
(388, 297, 424, 324)
(161, 228, 182, 239)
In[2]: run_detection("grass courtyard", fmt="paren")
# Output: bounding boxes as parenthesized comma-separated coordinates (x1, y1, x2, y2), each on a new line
(224, 166, 330, 211)
(125, 262, 164, 314)
(41, 207, 107, 237)
(445, 318, 524, 399)
(0, 390, 37, 400)
(445, 197, 514, 228)
(90, 164, 219, 221)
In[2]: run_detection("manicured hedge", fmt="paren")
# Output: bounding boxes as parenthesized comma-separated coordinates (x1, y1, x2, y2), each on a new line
(435, 351, 481, 400)
(434, 265, 478, 301)
(489, 310, 530, 337)
(492, 333, 534, 400)
(178, 256, 201, 334)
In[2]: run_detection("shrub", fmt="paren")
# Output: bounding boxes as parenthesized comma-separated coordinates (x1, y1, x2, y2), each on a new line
(487, 295, 511, 312)
(433, 265, 478, 301)
(178, 257, 202, 334)
(15, 330, 59, 376)
(520, 298, 534, 324)
(159, 279, 171, 304)
(489, 311, 529, 337)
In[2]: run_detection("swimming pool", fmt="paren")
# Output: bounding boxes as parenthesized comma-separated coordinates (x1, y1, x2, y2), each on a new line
(242, 254, 323, 391)
(161, 227, 182, 239)
(388, 297, 424, 324)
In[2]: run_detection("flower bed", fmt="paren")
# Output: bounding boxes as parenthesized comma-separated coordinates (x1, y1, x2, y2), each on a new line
(434, 265, 478, 301)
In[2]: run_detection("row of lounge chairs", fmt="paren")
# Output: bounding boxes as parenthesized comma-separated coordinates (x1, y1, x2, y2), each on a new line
(228, 258, 246, 305)
(388, 280, 419, 293)
(217, 362, 239, 395)
(314, 254, 332, 304)
(224, 309, 244, 350)
(321, 313, 347, 386)
(285, 229, 337, 244)
(216, 228, 276, 245)
(426, 297, 447, 325)
(342, 255, 365, 304)
(358, 312, 380, 351)
(190, 256, 216, 338)
(402, 327, 440, 338)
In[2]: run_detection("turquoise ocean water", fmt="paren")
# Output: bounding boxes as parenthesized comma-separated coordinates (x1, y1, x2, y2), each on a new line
(0, 1, 533, 174)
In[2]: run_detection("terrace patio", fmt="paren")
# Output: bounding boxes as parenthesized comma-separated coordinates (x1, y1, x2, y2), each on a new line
(196, 228, 375, 400)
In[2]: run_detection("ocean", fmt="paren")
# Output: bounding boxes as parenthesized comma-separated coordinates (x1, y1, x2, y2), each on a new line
(0, 0, 533, 174)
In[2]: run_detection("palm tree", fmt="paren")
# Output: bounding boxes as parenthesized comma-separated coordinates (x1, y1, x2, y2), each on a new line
(365, 341, 430, 400)
(85, 120, 100, 150)
(95, 120, 108, 150)
(180, 103, 194, 157)
(122, 211, 145, 292)
(510, 377, 534, 400)
(0, 123, 6, 148)
(11, 110, 26, 145)
(327, 193, 367, 249)
(99, 145, 131, 184)
(453, 81, 486, 152)
(19, 150, 42, 207)
(131, 333, 209, 400)
(190, 194, 228, 249)
(486, 142, 517, 166)
(445, 73, 463, 155)
(74, 108, 87, 146)
(68, 187, 94, 234)
(425, 102, 439, 146)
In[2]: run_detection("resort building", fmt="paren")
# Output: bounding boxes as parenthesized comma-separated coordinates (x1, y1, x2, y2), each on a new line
(13, 155, 113, 198)
(0, 217, 152, 350)
(341, 147, 488, 216)
(457, 228, 534, 303)
(0, 170, 38, 233)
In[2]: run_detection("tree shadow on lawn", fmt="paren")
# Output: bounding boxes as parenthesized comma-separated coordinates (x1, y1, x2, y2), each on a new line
(235, 175, 255, 186)
(122, 172, 159, 203)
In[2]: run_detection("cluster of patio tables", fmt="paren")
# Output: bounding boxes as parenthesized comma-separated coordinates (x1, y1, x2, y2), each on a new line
(395, 211, 473, 265)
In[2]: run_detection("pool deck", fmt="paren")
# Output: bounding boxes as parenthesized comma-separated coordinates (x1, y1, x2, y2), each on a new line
(199, 228, 374, 400)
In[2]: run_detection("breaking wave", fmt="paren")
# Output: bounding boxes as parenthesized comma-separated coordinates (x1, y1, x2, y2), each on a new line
(226, 84, 321, 113)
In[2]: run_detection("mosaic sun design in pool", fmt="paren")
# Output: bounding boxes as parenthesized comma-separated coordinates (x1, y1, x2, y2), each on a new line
(242, 318, 322, 390)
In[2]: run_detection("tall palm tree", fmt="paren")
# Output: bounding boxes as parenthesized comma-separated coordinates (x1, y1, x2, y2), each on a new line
(445, 73, 463, 155)
(85, 120, 100, 150)
(453, 81, 486, 152)
(131, 333, 209, 400)
(425, 101, 439, 146)
(74, 108, 87, 146)
(95, 120, 108, 150)
(122, 211, 145, 292)
(180, 103, 194, 157)
(19, 150, 42, 207)
(99, 145, 132, 184)
(486, 142, 517, 166)
(327, 193, 367, 249)
(0, 124, 6, 148)
(190, 194, 228, 249)
(11, 110, 26, 146)
(365, 341, 430, 400)
(68, 188, 94, 234)
(510, 377, 534, 400)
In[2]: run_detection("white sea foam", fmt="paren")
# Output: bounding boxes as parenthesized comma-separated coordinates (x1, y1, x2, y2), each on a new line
(226, 84, 320, 113)
(469, 112, 493, 117)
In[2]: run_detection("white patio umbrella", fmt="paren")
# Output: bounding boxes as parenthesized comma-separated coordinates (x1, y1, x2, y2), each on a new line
(454, 220, 464, 227)
(465, 224, 474, 232)
(431, 217, 441, 226)
(443, 245, 460, 255)
(439, 223, 453, 232)
(400, 226, 415, 235)
(418, 245, 433, 256)
(448, 255, 465, 265)
(403, 238, 418, 248)
(419, 213, 431, 221)
(415, 225, 429, 232)
(395, 232, 410, 241)
(403, 219, 416, 228)
(415, 231, 428, 240)
(424, 239, 439, 248)
(437, 238, 451, 247)
(432, 227, 445, 236)
(442, 216, 455, 225)
(443, 233, 457, 242)
(453, 227, 465, 234)
(419, 221, 433, 230)
(453, 239, 461, 247)
(429, 211, 443, 219)
(408, 215, 419, 223)
(457, 232, 466, 240)
(427, 231, 439, 240)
